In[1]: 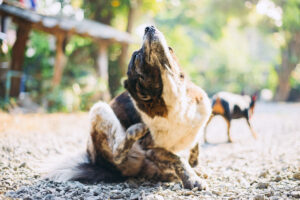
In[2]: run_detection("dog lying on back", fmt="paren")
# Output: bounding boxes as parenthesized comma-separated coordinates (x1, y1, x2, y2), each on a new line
(204, 91, 257, 143)
(48, 26, 211, 190)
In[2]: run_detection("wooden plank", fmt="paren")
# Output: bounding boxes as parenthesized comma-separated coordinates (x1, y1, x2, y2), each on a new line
(52, 33, 67, 86)
(96, 41, 111, 101)
(9, 20, 31, 97)
(0, 4, 134, 44)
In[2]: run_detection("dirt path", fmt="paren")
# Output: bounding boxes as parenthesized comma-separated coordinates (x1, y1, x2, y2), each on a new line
(0, 103, 300, 199)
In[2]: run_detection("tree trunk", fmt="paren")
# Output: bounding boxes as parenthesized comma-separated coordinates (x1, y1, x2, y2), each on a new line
(9, 21, 31, 97)
(52, 34, 67, 86)
(274, 32, 300, 101)
(119, 0, 141, 76)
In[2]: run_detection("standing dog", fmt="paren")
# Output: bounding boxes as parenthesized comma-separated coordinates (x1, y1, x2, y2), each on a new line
(204, 91, 257, 143)
(48, 26, 211, 190)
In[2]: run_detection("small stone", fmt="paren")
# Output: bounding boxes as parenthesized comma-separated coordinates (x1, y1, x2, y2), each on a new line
(128, 180, 138, 188)
(293, 172, 300, 180)
(110, 193, 125, 199)
(253, 194, 265, 200)
(274, 176, 282, 182)
(130, 193, 139, 200)
(145, 194, 164, 200)
(238, 177, 250, 188)
(212, 190, 221, 196)
(265, 190, 274, 197)
(203, 191, 213, 196)
(256, 182, 269, 189)
(44, 194, 55, 200)
(19, 162, 26, 168)
(184, 190, 193, 196)
(171, 183, 181, 191)
(259, 170, 269, 178)
(290, 191, 300, 198)
(269, 196, 280, 200)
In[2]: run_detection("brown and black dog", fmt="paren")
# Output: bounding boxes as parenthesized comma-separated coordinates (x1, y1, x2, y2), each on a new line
(204, 91, 257, 143)
(48, 26, 211, 190)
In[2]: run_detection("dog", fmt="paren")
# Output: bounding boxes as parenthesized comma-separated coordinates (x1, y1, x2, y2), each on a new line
(204, 91, 257, 143)
(48, 26, 211, 190)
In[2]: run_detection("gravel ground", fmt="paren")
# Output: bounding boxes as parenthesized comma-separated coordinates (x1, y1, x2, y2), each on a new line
(0, 103, 300, 200)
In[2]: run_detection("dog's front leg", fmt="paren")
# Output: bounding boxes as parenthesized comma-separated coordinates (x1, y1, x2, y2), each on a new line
(146, 148, 207, 190)
(113, 123, 148, 165)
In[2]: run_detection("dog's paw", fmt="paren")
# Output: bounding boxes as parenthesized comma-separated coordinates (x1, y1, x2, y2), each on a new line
(182, 175, 208, 191)
(126, 123, 148, 140)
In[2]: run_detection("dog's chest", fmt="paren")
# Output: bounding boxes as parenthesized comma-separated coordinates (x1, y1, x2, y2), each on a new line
(140, 101, 203, 153)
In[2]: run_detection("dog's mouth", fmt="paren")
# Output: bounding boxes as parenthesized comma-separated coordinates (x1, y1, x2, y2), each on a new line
(142, 26, 173, 70)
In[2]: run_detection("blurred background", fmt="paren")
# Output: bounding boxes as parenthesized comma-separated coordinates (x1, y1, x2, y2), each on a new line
(0, 0, 299, 113)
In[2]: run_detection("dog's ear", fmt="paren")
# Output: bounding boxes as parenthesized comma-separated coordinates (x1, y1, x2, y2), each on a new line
(251, 91, 259, 102)
(124, 79, 128, 89)
(251, 94, 257, 102)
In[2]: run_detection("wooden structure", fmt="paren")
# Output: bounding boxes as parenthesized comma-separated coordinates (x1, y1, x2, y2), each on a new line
(0, 3, 133, 100)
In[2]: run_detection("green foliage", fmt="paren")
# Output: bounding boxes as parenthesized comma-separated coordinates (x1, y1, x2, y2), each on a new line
(21, 31, 103, 112)
(154, 0, 279, 96)
(282, 0, 300, 33)
(5, 0, 300, 112)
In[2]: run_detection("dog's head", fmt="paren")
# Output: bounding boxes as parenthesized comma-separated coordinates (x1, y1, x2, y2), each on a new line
(124, 26, 184, 118)
(249, 93, 257, 118)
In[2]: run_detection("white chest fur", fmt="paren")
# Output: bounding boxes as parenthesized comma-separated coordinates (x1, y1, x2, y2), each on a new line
(139, 89, 211, 153)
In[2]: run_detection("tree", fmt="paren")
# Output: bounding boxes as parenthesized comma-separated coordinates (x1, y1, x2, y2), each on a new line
(118, 0, 142, 76)
(274, 0, 300, 101)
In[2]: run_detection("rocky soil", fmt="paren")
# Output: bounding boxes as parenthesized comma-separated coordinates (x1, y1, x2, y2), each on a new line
(0, 103, 300, 199)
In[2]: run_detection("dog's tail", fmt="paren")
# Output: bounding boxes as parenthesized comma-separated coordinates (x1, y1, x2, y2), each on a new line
(43, 151, 125, 183)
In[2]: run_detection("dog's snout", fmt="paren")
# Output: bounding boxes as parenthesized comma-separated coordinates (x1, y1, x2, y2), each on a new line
(145, 26, 150, 33)
(145, 26, 156, 34)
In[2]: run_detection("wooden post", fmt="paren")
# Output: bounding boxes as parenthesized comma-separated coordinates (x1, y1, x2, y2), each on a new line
(9, 21, 31, 97)
(96, 41, 111, 101)
(52, 33, 67, 86)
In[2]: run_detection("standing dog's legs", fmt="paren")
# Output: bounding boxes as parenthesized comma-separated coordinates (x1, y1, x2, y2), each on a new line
(246, 119, 257, 140)
(203, 114, 214, 143)
(224, 117, 232, 143)
(146, 148, 207, 190)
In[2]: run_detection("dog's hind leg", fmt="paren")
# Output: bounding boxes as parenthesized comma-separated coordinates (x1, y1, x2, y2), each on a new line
(88, 101, 125, 164)
(146, 148, 207, 190)
(246, 119, 257, 140)
(88, 102, 147, 166)
(203, 114, 214, 143)
(46, 101, 127, 183)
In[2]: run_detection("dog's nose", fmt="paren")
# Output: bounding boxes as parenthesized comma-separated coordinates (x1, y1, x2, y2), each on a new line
(145, 26, 155, 34)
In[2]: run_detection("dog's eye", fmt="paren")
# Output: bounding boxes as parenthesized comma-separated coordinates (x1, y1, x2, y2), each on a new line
(137, 93, 152, 101)
(180, 73, 184, 79)
(139, 75, 144, 80)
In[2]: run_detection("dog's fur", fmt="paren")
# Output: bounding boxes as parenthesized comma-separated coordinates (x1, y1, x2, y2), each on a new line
(48, 26, 211, 190)
(204, 91, 257, 143)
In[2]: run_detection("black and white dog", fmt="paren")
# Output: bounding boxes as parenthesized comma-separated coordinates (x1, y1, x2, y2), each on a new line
(48, 26, 211, 190)
(204, 91, 257, 143)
